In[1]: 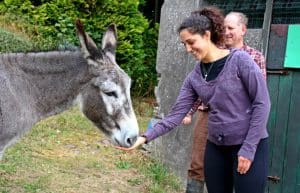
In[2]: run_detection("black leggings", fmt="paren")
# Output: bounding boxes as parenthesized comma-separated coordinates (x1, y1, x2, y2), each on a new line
(204, 138, 268, 193)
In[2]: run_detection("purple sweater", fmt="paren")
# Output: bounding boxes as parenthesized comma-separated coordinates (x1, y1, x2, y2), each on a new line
(143, 49, 271, 160)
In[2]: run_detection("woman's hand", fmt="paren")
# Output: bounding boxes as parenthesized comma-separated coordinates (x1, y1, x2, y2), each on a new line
(182, 114, 192, 125)
(237, 156, 252, 174)
(115, 136, 147, 151)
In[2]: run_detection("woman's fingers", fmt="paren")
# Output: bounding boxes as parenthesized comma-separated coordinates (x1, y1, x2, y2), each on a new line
(115, 136, 147, 151)
(237, 156, 252, 174)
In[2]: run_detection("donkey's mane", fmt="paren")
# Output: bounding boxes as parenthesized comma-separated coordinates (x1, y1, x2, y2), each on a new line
(0, 51, 86, 74)
(0, 50, 91, 121)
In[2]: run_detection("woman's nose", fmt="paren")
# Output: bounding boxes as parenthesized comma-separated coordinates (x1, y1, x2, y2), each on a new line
(185, 44, 192, 52)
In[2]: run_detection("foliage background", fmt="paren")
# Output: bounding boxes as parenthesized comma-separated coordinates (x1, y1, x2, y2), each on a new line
(0, 0, 158, 97)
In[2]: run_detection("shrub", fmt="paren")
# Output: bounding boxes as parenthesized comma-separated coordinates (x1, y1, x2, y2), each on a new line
(0, 28, 33, 52)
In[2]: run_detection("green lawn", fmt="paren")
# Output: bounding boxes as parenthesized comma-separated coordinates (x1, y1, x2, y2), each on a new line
(0, 98, 183, 193)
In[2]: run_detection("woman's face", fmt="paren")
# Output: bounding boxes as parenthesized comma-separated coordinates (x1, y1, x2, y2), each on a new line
(179, 29, 210, 61)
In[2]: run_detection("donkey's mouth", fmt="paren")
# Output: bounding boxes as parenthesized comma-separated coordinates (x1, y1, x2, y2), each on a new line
(112, 134, 137, 148)
(113, 137, 130, 148)
(113, 138, 122, 147)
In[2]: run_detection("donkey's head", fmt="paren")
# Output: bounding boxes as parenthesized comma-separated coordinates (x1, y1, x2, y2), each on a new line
(75, 20, 139, 147)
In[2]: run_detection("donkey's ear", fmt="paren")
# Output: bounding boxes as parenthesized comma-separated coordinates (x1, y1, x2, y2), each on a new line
(102, 23, 117, 58)
(75, 19, 99, 59)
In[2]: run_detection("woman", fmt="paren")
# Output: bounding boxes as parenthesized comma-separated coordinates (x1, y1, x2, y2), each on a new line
(118, 6, 270, 193)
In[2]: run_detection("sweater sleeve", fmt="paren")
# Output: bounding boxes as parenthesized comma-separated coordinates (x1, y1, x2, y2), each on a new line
(142, 75, 198, 142)
(237, 52, 271, 160)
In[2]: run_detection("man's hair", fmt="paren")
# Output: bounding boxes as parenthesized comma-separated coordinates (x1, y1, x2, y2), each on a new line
(227, 12, 248, 27)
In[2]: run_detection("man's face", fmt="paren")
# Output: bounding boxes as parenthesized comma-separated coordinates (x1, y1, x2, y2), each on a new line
(224, 14, 246, 48)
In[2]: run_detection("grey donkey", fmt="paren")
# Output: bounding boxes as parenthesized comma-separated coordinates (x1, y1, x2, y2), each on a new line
(0, 20, 139, 159)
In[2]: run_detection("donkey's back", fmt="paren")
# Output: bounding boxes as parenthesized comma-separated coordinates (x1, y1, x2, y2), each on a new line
(0, 51, 88, 158)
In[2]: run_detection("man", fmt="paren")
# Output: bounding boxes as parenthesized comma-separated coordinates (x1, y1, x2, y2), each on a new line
(185, 11, 266, 193)
(224, 12, 266, 77)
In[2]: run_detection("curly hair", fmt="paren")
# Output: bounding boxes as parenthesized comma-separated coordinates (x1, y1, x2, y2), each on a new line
(178, 6, 225, 46)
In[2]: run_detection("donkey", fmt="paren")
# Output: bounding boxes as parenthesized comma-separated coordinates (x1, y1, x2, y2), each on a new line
(0, 20, 139, 159)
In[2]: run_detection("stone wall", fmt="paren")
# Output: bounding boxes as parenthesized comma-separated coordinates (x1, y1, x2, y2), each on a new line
(146, 0, 203, 185)
(146, 0, 263, 185)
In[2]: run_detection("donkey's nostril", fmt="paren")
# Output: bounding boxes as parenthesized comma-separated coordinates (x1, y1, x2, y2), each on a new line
(126, 136, 137, 147)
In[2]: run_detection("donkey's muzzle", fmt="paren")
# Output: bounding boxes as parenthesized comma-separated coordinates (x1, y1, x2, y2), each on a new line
(125, 135, 137, 147)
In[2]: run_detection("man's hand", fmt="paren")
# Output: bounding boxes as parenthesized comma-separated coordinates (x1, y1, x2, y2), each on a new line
(115, 136, 147, 151)
(237, 156, 252, 174)
(182, 114, 192, 125)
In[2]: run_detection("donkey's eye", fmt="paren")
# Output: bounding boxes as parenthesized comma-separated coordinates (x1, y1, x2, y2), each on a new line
(104, 91, 118, 98)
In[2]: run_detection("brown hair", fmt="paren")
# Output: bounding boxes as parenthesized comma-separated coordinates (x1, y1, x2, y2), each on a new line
(178, 6, 225, 46)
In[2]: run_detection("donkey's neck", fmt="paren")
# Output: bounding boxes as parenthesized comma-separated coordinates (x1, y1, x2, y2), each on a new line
(1, 51, 90, 119)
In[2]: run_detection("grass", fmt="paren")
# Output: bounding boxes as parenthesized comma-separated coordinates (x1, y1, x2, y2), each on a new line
(0, 14, 35, 53)
(0, 14, 30, 39)
(0, 98, 183, 193)
(0, 28, 34, 53)
(0, 14, 64, 52)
